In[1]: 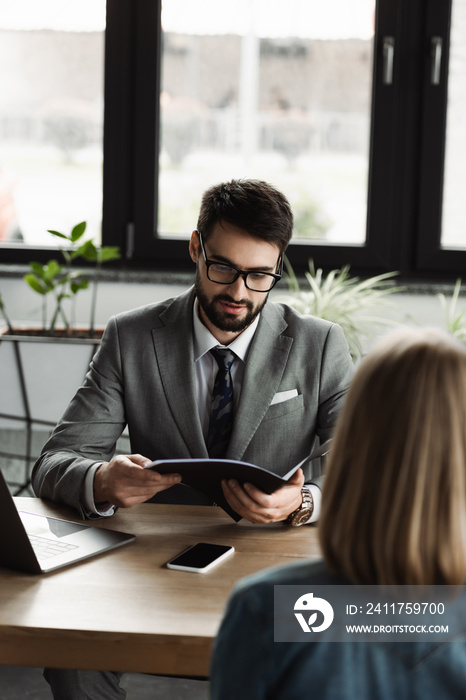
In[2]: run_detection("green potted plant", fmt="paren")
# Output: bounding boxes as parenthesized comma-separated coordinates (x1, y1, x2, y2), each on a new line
(0, 224, 120, 493)
(280, 258, 403, 361)
(1, 221, 120, 338)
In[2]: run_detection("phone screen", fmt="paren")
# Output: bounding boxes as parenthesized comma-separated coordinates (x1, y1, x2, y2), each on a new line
(166, 542, 234, 572)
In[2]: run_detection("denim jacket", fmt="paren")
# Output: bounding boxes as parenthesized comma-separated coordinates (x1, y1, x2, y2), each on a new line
(210, 559, 466, 700)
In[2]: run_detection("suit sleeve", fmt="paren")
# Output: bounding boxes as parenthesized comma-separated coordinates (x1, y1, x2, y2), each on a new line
(31, 317, 127, 517)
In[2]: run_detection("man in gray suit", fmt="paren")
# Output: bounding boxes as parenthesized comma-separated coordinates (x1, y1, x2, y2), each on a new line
(33, 179, 353, 698)
(33, 178, 353, 528)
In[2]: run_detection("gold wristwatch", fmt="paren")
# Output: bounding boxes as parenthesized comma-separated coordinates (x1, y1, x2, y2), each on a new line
(286, 486, 314, 527)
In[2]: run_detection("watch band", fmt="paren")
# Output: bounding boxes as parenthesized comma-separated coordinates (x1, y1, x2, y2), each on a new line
(286, 486, 314, 527)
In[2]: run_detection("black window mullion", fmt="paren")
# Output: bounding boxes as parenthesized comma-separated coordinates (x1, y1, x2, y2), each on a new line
(362, 0, 403, 274)
(101, 0, 136, 255)
(131, 0, 161, 262)
(388, 0, 427, 278)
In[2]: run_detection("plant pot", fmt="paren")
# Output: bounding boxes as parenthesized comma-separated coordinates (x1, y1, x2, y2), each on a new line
(0, 325, 103, 493)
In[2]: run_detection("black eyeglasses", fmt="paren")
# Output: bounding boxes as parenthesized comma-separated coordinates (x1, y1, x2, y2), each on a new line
(198, 231, 283, 293)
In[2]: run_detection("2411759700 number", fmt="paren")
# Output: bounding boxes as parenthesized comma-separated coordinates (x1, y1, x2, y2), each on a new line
(364, 602, 445, 615)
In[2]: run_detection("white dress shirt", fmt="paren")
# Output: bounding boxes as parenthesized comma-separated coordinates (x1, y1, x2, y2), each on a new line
(84, 299, 320, 522)
(192, 299, 259, 438)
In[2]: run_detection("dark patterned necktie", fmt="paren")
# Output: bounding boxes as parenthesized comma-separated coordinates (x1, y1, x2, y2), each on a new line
(207, 348, 236, 458)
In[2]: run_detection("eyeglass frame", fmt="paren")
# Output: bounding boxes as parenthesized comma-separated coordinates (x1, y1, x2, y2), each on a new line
(197, 230, 283, 293)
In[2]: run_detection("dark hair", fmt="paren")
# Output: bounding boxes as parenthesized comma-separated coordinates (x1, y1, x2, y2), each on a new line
(197, 179, 293, 253)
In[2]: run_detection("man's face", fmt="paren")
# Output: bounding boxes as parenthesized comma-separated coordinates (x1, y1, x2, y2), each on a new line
(189, 221, 281, 344)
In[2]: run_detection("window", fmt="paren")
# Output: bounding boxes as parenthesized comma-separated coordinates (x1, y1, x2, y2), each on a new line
(0, 0, 105, 248)
(414, 0, 466, 275)
(1, 0, 464, 281)
(157, 1, 373, 247)
(442, 0, 466, 250)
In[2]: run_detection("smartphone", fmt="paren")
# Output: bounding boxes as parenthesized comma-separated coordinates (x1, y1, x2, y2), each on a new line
(166, 542, 234, 573)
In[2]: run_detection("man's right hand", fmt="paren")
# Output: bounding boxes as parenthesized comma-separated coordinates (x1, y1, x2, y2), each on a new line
(93, 454, 182, 509)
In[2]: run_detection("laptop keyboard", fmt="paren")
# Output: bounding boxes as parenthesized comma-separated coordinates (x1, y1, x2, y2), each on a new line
(29, 534, 79, 560)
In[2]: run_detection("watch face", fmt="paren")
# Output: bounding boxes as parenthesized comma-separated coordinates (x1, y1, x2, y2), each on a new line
(291, 508, 313, 527)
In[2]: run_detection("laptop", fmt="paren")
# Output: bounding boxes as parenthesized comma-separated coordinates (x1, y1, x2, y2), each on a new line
(0, 468, 135, 574)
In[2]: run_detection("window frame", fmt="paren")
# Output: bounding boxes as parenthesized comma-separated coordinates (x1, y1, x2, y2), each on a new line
(1, 0, 463, 282)
(108, 0, 399, 275)
(414, 0, 466, 275)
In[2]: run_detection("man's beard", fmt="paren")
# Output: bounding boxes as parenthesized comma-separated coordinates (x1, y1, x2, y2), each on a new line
(195, 267, 268, 334)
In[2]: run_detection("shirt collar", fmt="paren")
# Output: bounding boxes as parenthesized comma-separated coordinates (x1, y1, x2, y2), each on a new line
(192, 298, 260, 363)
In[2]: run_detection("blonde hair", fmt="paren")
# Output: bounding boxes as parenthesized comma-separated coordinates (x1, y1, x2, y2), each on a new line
(319, 328, 466, 585)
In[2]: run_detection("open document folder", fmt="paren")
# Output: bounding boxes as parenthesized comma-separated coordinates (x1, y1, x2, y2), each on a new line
(146, 440, 331, 521)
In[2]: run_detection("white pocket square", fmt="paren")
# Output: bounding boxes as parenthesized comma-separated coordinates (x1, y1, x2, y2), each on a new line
(270, 389, 299, 406)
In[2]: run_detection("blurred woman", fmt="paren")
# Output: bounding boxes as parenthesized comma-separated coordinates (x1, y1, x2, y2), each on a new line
(210, 328, 466, 699)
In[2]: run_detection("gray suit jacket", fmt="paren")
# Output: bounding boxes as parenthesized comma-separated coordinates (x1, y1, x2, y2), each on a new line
(32, 287, 354, 516)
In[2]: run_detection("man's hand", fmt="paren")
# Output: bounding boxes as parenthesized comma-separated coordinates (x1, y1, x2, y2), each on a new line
(221, 468, 305, 524)
(94, 454, 182, 509)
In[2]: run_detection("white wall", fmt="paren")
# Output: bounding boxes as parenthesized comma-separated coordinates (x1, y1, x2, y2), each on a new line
(0, 274, 452, 339)
(0, 275, 191, 328)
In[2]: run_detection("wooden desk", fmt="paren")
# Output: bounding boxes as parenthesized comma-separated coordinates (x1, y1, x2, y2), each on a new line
(0, 499, 320, 677)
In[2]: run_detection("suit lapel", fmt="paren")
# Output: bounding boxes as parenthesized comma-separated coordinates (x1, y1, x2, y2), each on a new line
(151, 288, 208, 458)
(227, 303, 292, 461)
(151, 291, 292, 462)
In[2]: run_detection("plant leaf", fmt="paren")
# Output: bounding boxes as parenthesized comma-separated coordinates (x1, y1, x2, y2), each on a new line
(71, 221, 87, 242)
(74, 240, 98, 261)
(24, 273, 50, 295)
(43, 259, 62, 281)
(29, 261, 46, 276)
(437, 278, 466, 342)
(99, 246, 121, 262)
(47, 229, 69, 240)
(70, 279, 90, 294)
